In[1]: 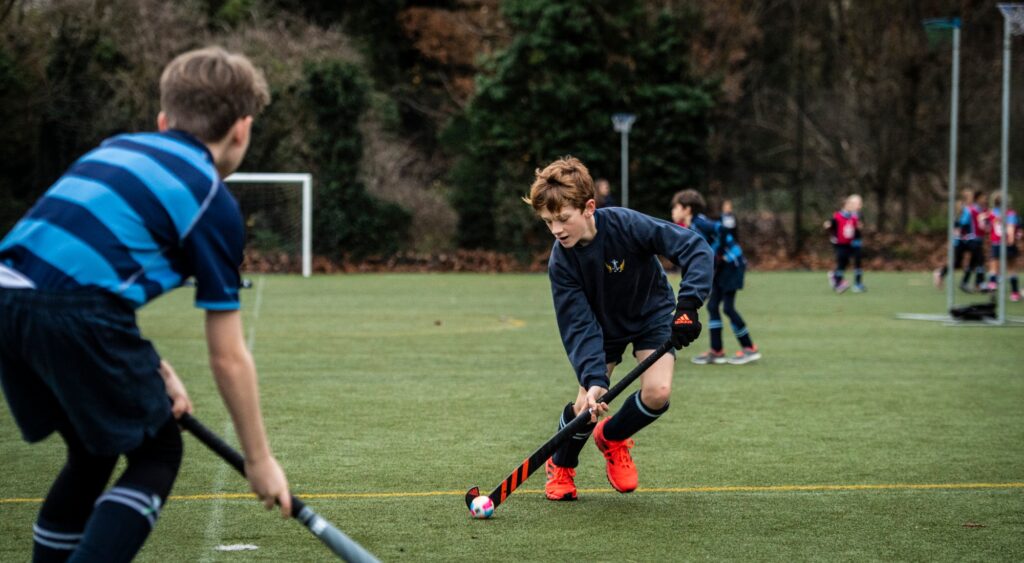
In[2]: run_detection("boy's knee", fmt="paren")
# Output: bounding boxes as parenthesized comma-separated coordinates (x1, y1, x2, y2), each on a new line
(641, 386, 671, 409)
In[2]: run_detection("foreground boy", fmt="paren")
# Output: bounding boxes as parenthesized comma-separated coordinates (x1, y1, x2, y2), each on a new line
(0, 47, 290, 561)
(523, 157, 712, 501)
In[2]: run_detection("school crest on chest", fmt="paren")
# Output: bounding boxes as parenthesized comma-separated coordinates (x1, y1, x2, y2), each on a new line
(605, 259, 626, 273)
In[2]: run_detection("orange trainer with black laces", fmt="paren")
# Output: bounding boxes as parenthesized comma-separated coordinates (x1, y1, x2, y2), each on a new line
(544, 458, 578, 501)
(592, 417, 638, 493)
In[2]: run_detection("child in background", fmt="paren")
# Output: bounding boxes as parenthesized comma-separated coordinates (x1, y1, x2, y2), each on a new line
(672, 191, 761, 365)
(720, 199, 737, 240)
(984, 192, 1020, 301)
(934, 189, 975, 289)
(825, 194, 865, 293)
(964, 190, 989, 292)
(595, 178, 618, 208)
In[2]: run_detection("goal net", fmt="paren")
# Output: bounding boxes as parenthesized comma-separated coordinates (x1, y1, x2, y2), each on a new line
(224, 173, 312, 277)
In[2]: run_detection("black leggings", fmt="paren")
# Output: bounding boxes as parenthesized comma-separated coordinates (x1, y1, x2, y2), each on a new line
(834, 245, 862, 273)
(707, 289, 744, 327)
(706, 289, 750, 350)
(37, 415, 182, 536)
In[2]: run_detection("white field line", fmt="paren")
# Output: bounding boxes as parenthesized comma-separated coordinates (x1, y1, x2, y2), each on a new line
(199, 276, 264, 562)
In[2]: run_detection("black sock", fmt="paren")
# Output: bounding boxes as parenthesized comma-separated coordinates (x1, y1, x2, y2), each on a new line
(551, 403, 595, 468)
(73, 487, 162, 562)
(33, 518, 83, 563)
(731, 323, 753, 349)
(709, 321, 723, 351)
(34, 420, 118, 562)
(855, 269, 863, 285)
(1012, 276, 1019, 293)
(602, 391, 669, 441)
(73, 416, 181, 561)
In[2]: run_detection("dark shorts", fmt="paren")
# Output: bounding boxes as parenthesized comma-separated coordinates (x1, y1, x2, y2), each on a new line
(603, 321, 675, 366)
(833, 244, 863, 268)
(0, 289, 169, 456)
(714, 260, 746, 293)
(989, 245, 1019, 261)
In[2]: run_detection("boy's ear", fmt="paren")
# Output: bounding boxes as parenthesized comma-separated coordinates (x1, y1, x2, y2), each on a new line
(584, 198, 597, 215)
(233, 116, 253, 146)
(157, 111, 169, 132)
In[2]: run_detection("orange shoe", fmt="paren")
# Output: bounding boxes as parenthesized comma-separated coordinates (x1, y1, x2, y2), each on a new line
(592, 417, 638, 493)
(544, 458, 577, 501)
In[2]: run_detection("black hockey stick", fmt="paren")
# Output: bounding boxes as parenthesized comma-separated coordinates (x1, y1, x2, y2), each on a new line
(179, 413, 380, 563)
(464, 340, 673, 512)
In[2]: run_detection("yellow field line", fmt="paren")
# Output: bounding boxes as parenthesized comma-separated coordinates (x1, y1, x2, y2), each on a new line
(1, 482, 1021, 504)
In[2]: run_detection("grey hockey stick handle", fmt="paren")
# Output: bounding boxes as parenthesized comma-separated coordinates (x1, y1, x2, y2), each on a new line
(178, 413, 380, 563)
(292, 498, 381, 563)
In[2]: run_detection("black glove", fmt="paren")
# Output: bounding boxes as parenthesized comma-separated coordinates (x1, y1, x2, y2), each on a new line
(671, 298, 702, 349)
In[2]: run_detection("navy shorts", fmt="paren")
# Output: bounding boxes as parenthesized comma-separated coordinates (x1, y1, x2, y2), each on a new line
(0, 289, 170, 456)
(989, 245, 1019, 261)
(603, 321, 675, 366)
(714, 260, 746, 293)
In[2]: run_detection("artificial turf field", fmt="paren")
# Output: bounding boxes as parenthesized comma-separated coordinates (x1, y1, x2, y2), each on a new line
(0, 271, 1021, 561)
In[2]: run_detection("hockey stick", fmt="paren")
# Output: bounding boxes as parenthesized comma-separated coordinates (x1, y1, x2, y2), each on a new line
(179, 413, 380, 563)
(464, 339, 673, 512)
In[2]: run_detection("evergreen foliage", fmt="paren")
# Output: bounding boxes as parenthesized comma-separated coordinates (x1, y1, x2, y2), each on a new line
(302, 60, 410, 259)
(446, 0, 714, 252)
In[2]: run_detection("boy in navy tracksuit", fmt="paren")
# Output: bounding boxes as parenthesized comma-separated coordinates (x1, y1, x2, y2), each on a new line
(672, 190, 760, 365)
(0, 47, 291, 561)
(522, 157, 712, 501)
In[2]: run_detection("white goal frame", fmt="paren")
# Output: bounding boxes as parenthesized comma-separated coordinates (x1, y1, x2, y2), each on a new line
(225, 172, 313, 278)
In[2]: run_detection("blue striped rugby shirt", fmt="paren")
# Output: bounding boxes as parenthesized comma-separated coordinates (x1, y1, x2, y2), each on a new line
(0, 130, 244, 310)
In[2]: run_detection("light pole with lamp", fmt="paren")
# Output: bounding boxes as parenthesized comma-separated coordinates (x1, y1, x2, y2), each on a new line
(612, 113, 636, 209)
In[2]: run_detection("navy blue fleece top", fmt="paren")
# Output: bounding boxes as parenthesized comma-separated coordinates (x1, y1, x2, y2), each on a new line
(548, 207, 713, 389)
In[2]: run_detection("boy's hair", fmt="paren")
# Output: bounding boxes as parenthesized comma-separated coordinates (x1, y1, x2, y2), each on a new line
(523, 156, 595, 213)
(671, 189, 705, 216)
(991, 192, 1008, 207)
(973, 190, 986, 202)
(160, 46, 271, 142)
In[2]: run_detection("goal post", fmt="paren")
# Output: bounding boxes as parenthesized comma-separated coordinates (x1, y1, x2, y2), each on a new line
(225, 172, 313, 278)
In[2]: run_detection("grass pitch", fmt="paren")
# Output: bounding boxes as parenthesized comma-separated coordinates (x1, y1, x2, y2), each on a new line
(0, 272, 1022, 561)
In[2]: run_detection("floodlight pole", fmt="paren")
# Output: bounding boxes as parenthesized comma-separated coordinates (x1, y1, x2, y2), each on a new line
(945, 25, 961, 314)
(612, 113, 636, 208)
(922, 17, 963, 313)
(997, 11, 1013, 325)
